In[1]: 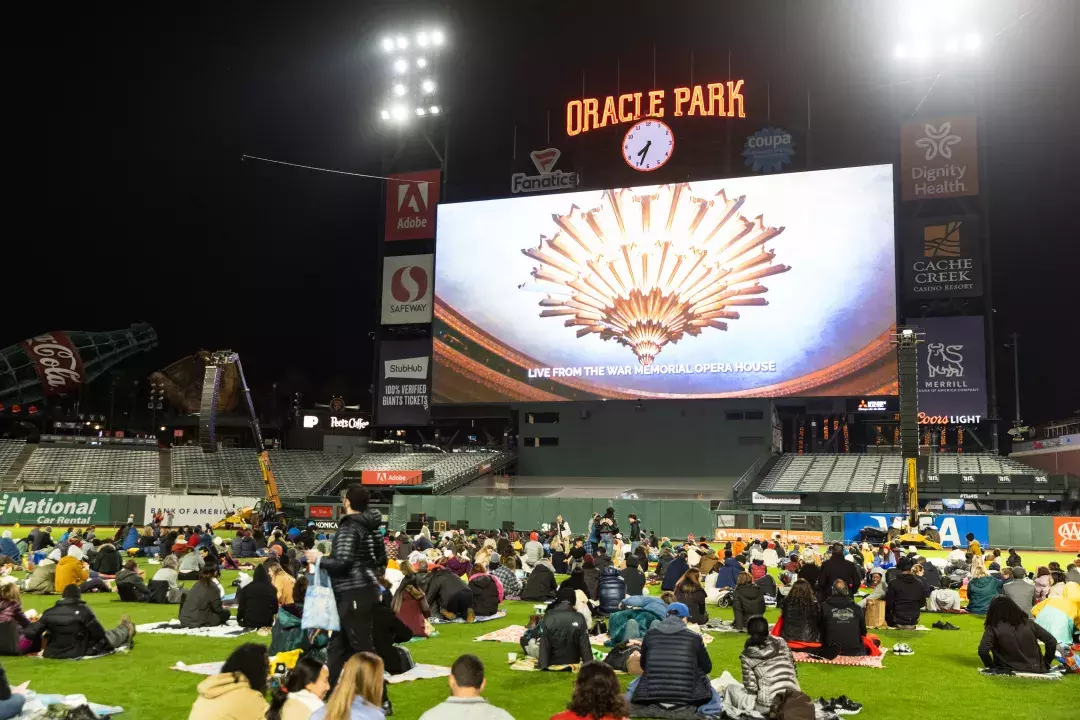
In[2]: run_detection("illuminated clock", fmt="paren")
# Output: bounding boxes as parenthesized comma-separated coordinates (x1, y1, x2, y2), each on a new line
(622, 119, 674, 172)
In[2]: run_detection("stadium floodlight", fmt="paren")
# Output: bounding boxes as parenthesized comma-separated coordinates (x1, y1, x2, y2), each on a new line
(393, 58, 408, 73)
(431, 29, 444, 46)
(392, 83, 406, 96)
(416, 57, 427, 68)
(429, 105, 440, 115)
(963, 33, 980, 52)
(420, 78, 435, 94)
(380, 109, 391, 120)
(417, 31, 429, 47)
(416, 107, 426, 116)
(381, 37, 394, 52)
(894, 44, 906, 59)
(379, 26, 445, 124)
(902, 328, 914, 337)
(391, 105, 408, 122)
(396, 36, 408, 49)
(944, 37, 959, 53)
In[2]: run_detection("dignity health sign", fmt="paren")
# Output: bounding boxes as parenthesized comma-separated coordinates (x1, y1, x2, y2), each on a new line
(843, 512, 988, 548)
(901, 116, 979, 201)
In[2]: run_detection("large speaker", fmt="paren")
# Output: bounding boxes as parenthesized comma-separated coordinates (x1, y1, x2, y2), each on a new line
(501, 520, 515, 532)
(198, 365, 222, 453)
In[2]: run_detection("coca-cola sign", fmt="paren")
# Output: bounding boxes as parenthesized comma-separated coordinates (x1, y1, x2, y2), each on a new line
(20, 332, 85, 395)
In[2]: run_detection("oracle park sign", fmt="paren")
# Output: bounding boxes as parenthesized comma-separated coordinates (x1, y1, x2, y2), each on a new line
(0, 492, 111, 525)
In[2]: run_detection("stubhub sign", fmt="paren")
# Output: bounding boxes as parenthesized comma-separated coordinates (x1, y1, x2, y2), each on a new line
(843, 512, 988, 548)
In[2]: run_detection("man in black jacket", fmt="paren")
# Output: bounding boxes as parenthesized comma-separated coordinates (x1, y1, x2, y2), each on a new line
(620, 554, 646, 596)
(115, 559, 151, 602)
(536, 587, 591, 669)
(884, 558, 926, 628)
(816, 543, 861, 601)
(305, 485, 387, 686)
(820, 580, 868, 658)
(629, 602, 721, 716)
(23, 586, 135, 658)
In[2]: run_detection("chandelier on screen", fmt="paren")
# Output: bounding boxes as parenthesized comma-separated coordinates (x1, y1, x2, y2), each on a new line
(521, 183, 790, 367)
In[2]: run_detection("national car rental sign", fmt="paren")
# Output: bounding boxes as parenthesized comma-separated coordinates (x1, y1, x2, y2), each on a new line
(385, 170, 440, 241)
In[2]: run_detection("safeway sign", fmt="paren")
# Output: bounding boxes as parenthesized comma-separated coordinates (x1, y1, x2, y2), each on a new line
(361, 470, 423, 486)
(385, 170, 440, 241)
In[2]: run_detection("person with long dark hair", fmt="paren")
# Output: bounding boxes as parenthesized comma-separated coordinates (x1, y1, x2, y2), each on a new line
(189, 643, 269, 720)
(266, 656, 330, 720)
(236, 563, 277, 629)
(979, 595, 1059, 674)
(722, 615, 801, 715)
(551, 661, 629, 720)
(674, 568, 708, 624)
(778, 579, 820, 643)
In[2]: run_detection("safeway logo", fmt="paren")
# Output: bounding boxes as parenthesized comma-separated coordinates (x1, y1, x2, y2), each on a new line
(391, 265, 429, 302)
(385, 170, 440, 241)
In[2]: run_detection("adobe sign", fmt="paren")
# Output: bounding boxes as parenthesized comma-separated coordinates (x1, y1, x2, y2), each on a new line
(361, 470, 423, 486)
(385, 170, 440, 241)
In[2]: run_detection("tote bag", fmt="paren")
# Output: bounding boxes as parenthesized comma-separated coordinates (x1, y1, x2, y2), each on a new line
(302, 558, 341, 632)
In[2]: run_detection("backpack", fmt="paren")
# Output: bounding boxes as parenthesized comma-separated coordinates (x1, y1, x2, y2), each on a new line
(768, 689, 815, 720)
(603, 643, 636, 672)
(0, 621, 20, 656)
(117, 584, 143, 603)
(147, 580, 171, 604)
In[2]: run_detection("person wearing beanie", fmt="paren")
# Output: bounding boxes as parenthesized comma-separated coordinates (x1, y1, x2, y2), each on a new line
(523, 532, 545, 573)
(1002, 565, 1036, 616)
(531, 585, 591, 669)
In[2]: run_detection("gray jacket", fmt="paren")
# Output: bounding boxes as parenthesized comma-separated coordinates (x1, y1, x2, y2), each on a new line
(1002, 578, 1035, 616)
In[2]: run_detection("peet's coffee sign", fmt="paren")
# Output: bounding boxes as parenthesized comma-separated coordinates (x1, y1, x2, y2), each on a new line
(20, 332, 86, 395)
(0, 492, 110, 524)
(901, 116, 979, 201)
(905, 217, 982, 298)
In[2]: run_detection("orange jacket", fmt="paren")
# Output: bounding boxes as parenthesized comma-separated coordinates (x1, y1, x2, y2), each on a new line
(54, 556, 89, 593)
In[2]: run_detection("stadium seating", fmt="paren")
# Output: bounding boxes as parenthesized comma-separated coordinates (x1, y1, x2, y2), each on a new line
(170, 446, 264, 495)
(14, 446, 160, 493)
(0, 439, 27, 488)
(268, 449, 352, 497)
(341, 450, 506, 492)
(928, 453, 1045, 477)
(757, 453, 903, 494)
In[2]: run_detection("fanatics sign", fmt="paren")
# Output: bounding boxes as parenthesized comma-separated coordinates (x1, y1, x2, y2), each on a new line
(901, 116, 979, 201)
(385, 170, 440, 241)
(381, 254, 434, 325)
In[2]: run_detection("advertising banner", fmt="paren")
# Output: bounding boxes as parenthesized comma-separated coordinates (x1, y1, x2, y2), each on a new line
(0, 492, 110, 525)
(308, 505, 335, 519)
(512, 148, 580, 195)
(361, 470, 423, 486)
(143, 495, 261, 527)
(376, 340, 431, 426)
(742, 126, 798, 173)
(901, 116, 979, 201)
(751, 492, 801, 505)
(714, 528, 823, 544)
(905, 217, 982, 298)
(843, 512, 988, 548)
(381, 254, 434, 325)
(435, 165, 897, 402)
(19, 332, 86, 396)
(385, 170, 440, 241)
(1053, 517, 1080, 551)
(915, 316, 987, 421)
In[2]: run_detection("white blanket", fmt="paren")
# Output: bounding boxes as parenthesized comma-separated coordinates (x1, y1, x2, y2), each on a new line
(137, 619, 253, 637)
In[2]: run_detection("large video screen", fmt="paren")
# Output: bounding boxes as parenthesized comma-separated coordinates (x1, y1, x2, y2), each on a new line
(434, 165, 896, 402)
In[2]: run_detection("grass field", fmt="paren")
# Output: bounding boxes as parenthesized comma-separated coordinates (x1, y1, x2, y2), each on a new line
(2, 531, 1077, 720)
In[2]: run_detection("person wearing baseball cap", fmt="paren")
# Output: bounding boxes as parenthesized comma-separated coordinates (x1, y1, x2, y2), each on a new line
(626, 599, 721, 716)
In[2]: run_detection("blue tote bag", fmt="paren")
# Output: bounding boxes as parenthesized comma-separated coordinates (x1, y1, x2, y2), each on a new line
(301, 557, 341, 632)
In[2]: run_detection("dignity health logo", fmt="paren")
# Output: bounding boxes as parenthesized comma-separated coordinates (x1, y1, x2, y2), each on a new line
(915, 122, 961, 160)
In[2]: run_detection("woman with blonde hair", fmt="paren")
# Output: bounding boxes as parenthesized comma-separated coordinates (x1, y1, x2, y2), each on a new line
(966, 562, 1003, 614)
(312, 651, 385, 720)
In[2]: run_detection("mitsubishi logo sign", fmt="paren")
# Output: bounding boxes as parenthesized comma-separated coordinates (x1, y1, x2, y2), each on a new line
(302, 415, 319, 428)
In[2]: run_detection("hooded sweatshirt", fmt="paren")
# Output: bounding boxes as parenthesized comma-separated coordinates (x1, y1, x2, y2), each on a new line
(1031, 582, 1080, 645)
(188, 672, 268, 720)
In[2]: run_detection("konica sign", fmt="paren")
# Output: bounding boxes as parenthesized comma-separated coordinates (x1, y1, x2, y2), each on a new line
(843, 512, 988, 548)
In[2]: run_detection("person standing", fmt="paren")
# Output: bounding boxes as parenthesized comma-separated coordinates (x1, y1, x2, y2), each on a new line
(628, 514, 642, 552)
(552, 515, 571, 547)
(598, 508, 618, 557)
(815, 543, 861, 602)
(305, 486, 387, 688)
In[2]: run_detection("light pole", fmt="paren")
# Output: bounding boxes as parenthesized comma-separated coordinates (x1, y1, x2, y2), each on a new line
(1004, 332, 1020, 423)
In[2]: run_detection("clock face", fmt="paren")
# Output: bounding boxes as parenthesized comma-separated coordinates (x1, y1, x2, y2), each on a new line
(622, 119, 674, 172)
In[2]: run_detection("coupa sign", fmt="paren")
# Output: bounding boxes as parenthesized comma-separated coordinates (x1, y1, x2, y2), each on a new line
(842, 512, 988, 548)
(0, 493, 111, 525)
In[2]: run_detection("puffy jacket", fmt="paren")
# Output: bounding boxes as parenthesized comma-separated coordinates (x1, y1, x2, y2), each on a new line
(1002, 578, 1036, 617)
(121, 527, 140, 552)
(631, 615, 713, 706)
(319, 510, 386, 595)
(661, 556, 688, 591)
(780, 599, 822, 643)
(732, 583, 766, 630)
(596, 567, 627, 614)
(620, 566, 646, 596)
(25, 562, 56, 594)
(54, 556, 88, 593)
(698, 553, 719, 576)
(538, 601, 591, 669)
(966, 575, 1003, 614)
(179, 581, 227, 628)
(469, 573, 501, 616)
(425, 568, 468, 612)
(884, 573, 925, 626)
(622, 595, 669, 619)
(1031, 582, 1080, 645)
(188, 672, 268, 720)
(269, 606, 304, 655)
(90, 544, 121, 575)
(820, 595, 865, 655)
(237, 579, 278, 628)
(716, 557, 742, 589)
(0, 538, 21, 562)
(0, 599, 29, 628)
(737, 635, 801, 713)
(23, 598, 109, 659)
(675, 587, 708, 625)
(521, 562, 558, 601)
(230, 536, 244, 557)
(749, 559, 767, 581)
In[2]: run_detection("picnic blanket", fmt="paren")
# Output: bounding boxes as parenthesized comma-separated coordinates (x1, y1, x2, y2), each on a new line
(978, 668, 1061, 680)
(430, 610, 507, 625)
(172, 660, 225, 676)
(386, 663, 451, 684)
(792, 651, 886, 668)
(510, 656, 579, 673)
(28, 647, 128, 661)
(887, 624, 931, 631)
(475, 625, 527, 644)
(18, 693, 124, 717)
(405, 631, 439, 642)
(137, 619, 253, 637)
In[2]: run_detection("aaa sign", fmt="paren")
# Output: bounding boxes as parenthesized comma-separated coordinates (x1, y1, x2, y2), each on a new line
(1054, 517, 1080, 551)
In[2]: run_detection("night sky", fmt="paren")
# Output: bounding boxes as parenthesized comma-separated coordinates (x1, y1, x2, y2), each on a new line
(7, 0, 1078, 425)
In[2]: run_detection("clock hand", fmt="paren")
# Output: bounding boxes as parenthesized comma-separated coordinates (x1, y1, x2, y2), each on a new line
(636, 140, 651, 166)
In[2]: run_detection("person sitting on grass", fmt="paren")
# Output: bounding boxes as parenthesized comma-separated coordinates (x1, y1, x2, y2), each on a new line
(779, 579, 821, 644)
(716, 549, 742, 590)
(527, 587, 592, 670)
(661, 549, 689, 592)
(266, 656, 330, 720)
(22, 585, 134, 659)
(1047, 570, 1069, 598)
(55, 545, 111, 594)
(1031, 581, 1080, 646)
(266, 558, 296, 607)
(597, 563, 627, 616)
(620, 554, 646, 596)
(419, 653, 514, 720)
(732, 571, 766, 631)
(550, 661, 630, 720)
(236, 563, 278, 629)
(1034, 567, 1053, 604)
(977, 595, 1059, 675)
(151, 554, 183, 603)
(0, 661, 25, 719)
(674, 567, 708, 625)
(0, 533, 20, 567)
(179, 566, 230, 628)
(521, 556, 559, 602)
(884, 557, 925, 628)
(1002, 566, 1036, 617)
(722, 615, 800, 716)
(468, 563, 504, 617)
(627, 602, 720, 717)
(189, 643, 269, 720)
(0, 581, 34, 653)
(927, 575, 963, 612)
(392, 564, 431, 638)
(177, 543, 204, 580)
(115, 559, 150, 602)
(426, 563, 476, 622)
(966, 563, 1003, 614)
(820, 579, 868, 657)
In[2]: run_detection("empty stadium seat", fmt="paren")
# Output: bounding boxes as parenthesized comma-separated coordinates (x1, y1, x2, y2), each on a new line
(15, 446, 160, 493)
(758, 453, 904, 495)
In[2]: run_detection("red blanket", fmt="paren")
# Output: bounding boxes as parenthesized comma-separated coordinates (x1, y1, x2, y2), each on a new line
(771, 616, 882, 656)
